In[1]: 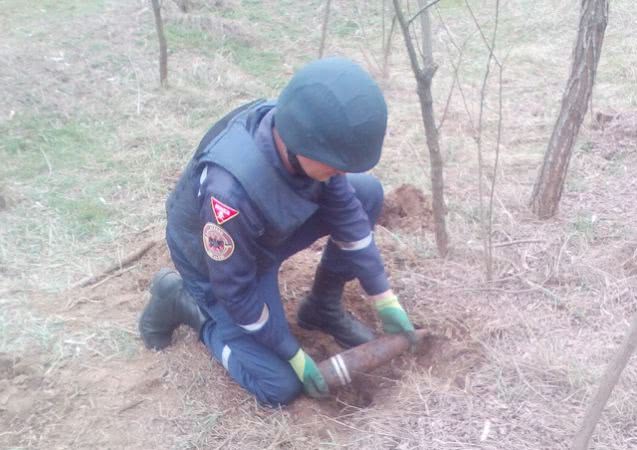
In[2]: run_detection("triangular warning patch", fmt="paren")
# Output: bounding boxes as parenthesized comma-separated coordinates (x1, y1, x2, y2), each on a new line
(211, 196, 239, 225)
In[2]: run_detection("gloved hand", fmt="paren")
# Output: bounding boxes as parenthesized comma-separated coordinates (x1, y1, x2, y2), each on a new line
(373, 295, 417, 345)
(288, 348, 329, 398)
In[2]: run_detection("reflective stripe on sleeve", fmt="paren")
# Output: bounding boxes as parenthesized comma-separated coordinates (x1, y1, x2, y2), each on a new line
(197, 165, 209, 197)
(238, 304, 270, 332)
(330, 233, 373, 251)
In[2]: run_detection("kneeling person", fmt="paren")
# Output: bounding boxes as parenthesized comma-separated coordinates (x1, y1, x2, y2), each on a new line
(139, 57, 415, 406)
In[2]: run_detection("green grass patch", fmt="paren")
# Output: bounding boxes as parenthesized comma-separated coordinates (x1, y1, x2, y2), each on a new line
(0, 114, 123, 240)
(0, 303, 66, 355)
(164, 22, 284, 87)
(0, 302, 138, 361)
(164, 24, 217, 52)
(224, 39, 283, 82)
(240, 0, 275, 23)
(47, 194, 111, 238)
(2, 0, 104, 22)
(571, 214, 597, 240)
(333, 18, 359, 38)
(0, 115, 109, 179)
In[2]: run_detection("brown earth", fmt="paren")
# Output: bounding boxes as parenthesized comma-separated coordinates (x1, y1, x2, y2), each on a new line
(0, 186, 481, 448)
(591, 110, 637, 160)
(378, 184, 434, 232)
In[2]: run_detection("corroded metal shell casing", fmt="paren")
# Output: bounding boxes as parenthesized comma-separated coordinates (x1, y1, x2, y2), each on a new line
(317, 329, 428, 389)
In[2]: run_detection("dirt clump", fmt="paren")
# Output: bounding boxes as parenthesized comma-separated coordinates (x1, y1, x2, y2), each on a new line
(0, 352, 64, 447)
(591, 110, 637, 160)
(378, 184, 433, 232)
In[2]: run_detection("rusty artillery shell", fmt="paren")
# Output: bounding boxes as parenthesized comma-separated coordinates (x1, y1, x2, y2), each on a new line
(317, 329, 428, 389)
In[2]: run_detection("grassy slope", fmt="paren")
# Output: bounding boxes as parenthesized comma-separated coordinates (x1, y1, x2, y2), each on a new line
(1, 0, 636, 448)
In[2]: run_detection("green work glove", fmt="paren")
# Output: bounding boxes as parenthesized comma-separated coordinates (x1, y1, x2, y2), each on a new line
(374, 295, 417, 345)
(288, 348, 329, 399)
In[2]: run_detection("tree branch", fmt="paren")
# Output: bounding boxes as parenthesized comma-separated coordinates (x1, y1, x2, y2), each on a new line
(393, 0, 423, 77)
(472, 0, 501, 281)
(436, 34, 471, 132)
(435, 7, 478, 134)
(407, 0, 444, 25)
(464, 0, 502, 68)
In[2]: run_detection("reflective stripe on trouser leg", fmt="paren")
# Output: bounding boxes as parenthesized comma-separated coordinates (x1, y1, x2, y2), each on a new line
(198, 270, 302, 407)
(200, 323, 302, 407)
(221, 345, 231, 370)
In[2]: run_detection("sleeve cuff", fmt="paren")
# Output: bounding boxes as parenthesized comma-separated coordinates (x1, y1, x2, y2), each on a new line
(360, 271, 390, 296)
(273, 334, 301, 360)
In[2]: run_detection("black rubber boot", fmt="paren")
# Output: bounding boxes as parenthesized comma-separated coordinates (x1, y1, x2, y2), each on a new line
(297, 266, 375, 348)
(139, 268, 207, 350)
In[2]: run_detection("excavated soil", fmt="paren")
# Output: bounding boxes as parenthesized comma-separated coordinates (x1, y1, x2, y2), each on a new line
(378, 184, 434, 232)
(591, 110, 637, 160)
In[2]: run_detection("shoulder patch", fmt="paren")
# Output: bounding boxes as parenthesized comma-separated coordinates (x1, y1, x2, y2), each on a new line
(211, 196, 240, 225)
(202, 222, 235, 261)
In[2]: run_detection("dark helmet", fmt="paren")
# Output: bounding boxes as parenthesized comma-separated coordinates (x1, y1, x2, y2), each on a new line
(275, 57, 388, 173)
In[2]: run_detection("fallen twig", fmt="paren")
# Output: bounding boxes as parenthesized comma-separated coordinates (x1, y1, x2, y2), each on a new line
(493, 239, 546, 248)
(118, 399, 145, 414)
(71, 238, 161, 289)
(89, 264, 138, 290)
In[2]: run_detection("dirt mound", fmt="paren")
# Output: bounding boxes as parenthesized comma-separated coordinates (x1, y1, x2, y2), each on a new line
(591, 110, 637, 160)
(0, 353, 51, 419)
(378, 184, 433, 232)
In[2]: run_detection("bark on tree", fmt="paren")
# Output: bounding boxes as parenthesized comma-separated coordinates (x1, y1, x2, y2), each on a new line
(151, 0, 168, 87)
(393, 0, 449, 257)
(530, 0, 608, 218)
(572, 313, 637, 449)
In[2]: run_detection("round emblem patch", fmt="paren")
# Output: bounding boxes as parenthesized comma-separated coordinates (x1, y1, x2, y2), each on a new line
(202, 222, 235, 261)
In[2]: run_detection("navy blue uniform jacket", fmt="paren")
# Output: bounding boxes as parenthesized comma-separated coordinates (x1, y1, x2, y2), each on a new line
(166, 101, 389, 360)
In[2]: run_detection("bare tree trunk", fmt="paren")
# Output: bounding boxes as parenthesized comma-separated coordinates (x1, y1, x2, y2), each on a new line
(530, 0, 608, 218)
(318, 0, 332, 58)
(381, 1, 397, 81)
(573, 313, 637, 449)
(151, 0, 168, 87)
(466, 0, 502, 282)
(393, 0, 449, 257)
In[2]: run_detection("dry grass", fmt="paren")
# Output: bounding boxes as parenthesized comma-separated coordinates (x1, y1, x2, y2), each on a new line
(1, 0, 636, 448)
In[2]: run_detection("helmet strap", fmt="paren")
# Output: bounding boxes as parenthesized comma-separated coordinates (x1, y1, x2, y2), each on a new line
(287, 150, 309, 178)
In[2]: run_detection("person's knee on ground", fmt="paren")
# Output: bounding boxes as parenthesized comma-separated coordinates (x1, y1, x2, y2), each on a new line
(253, 365, 303, 407)
(201, 320, 303, 407)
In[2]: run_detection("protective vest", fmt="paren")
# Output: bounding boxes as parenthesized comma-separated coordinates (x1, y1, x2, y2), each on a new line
(166, 100, 319, 275)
